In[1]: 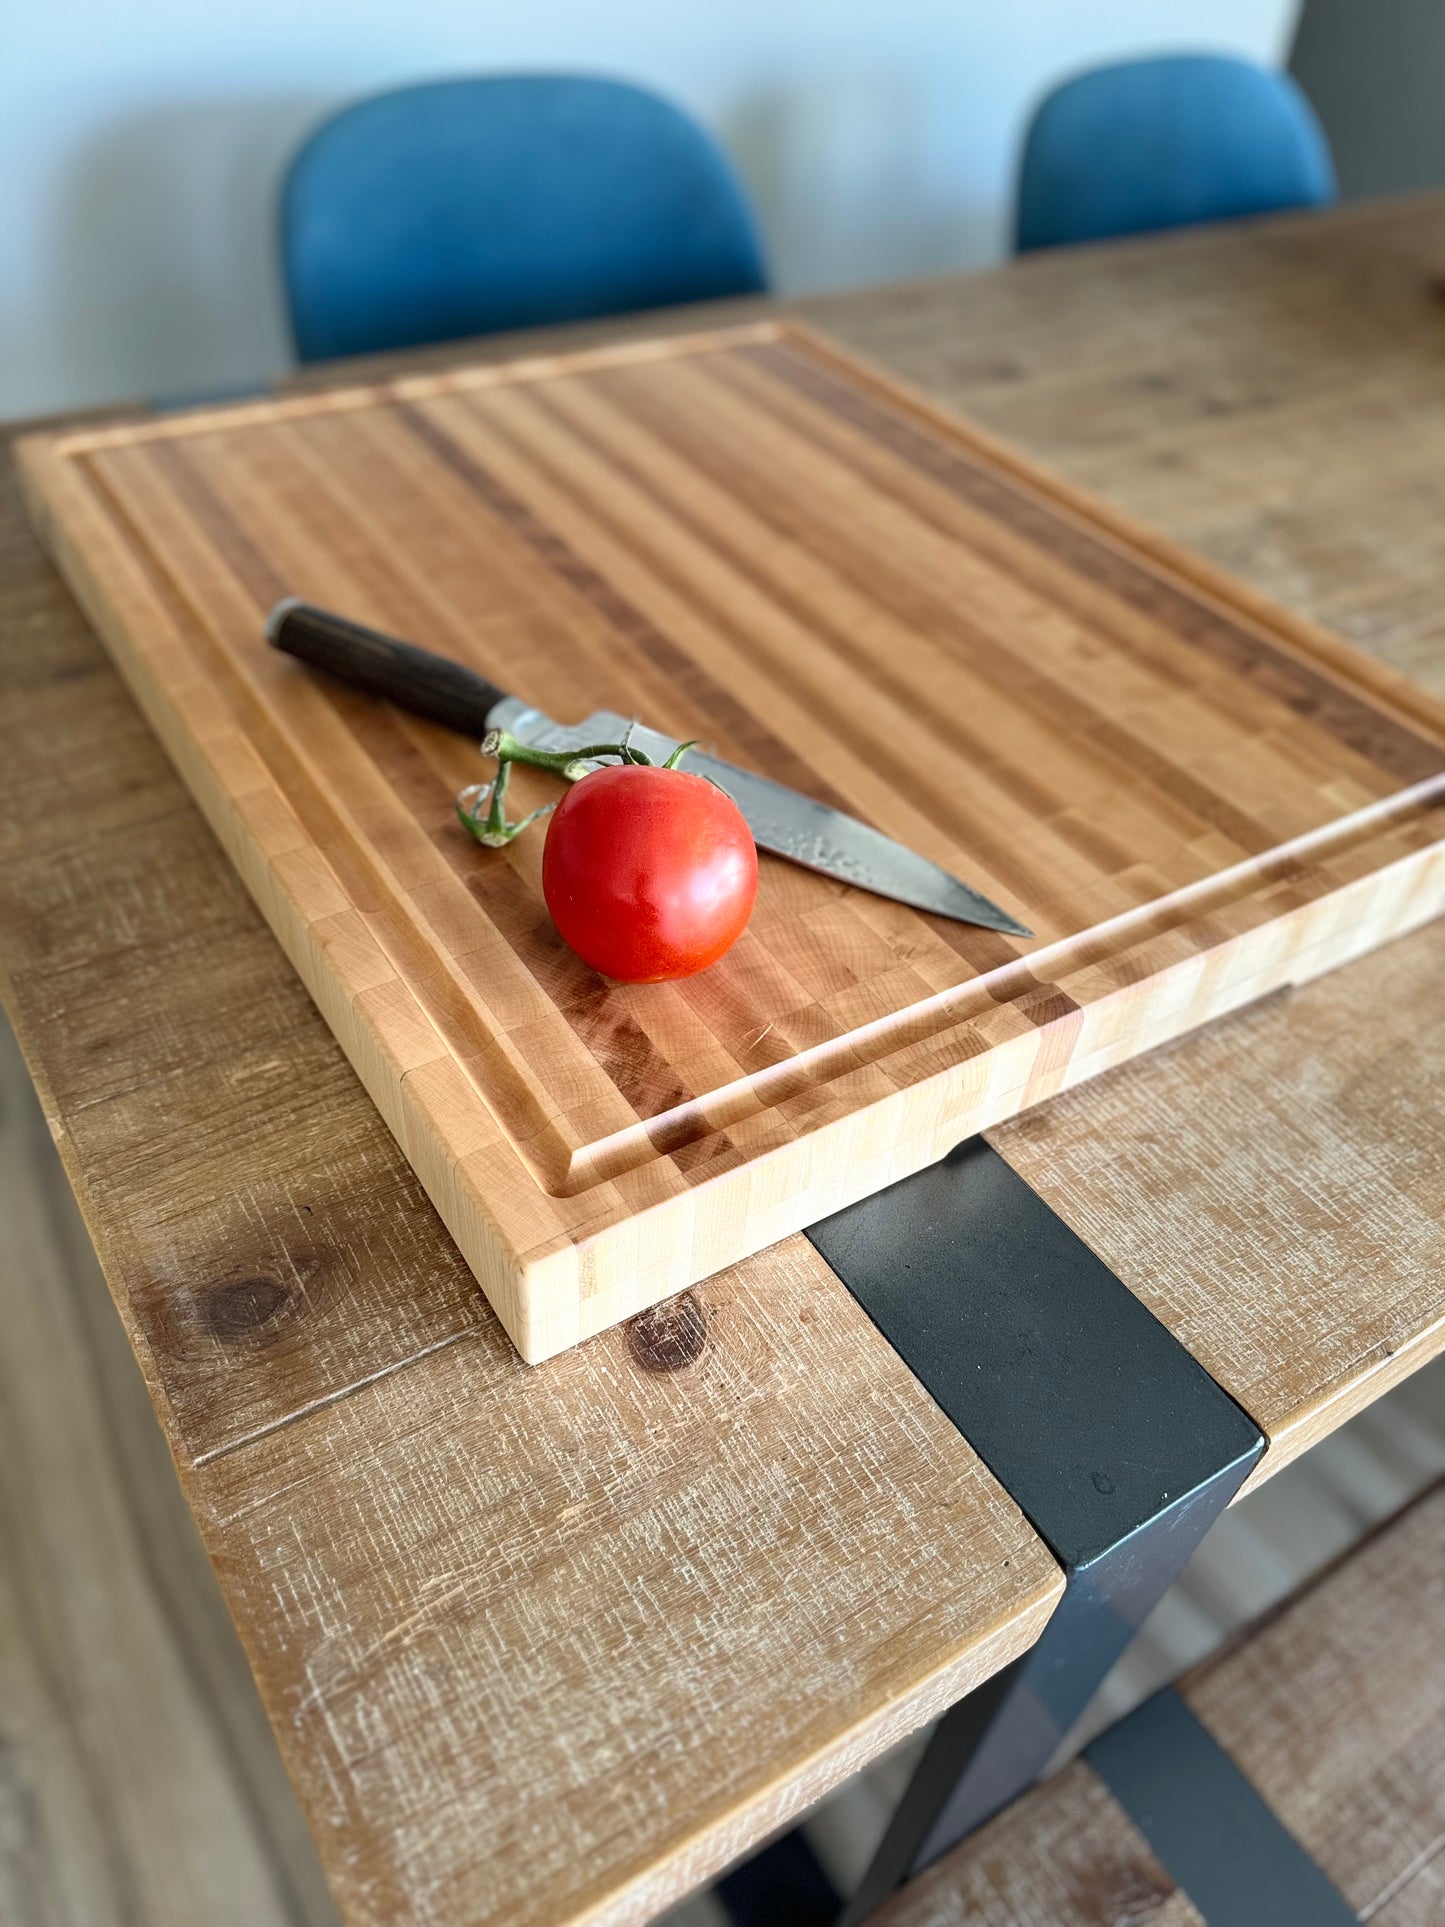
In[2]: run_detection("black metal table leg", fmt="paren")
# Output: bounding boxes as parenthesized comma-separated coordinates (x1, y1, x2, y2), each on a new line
(807, 1139, 1264, 1925)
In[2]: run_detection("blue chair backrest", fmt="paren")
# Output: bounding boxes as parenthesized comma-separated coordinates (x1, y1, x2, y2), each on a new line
(1016, 54, 1335, 252)
(282, 76, 769, 362)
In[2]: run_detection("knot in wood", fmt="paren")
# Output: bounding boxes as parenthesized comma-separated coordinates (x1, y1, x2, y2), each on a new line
(625, 1291, 707, 1373)
(1087, 1864, 1174, 1921)
(201, 1274, 292, 1339)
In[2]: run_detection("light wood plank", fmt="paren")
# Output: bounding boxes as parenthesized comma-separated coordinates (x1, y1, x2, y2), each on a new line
(0, 794, 491, 1466)
(993, 923, 1445, 1489)
(181, 1239, 1059, 1927)
(0, 1011, 340, 1927)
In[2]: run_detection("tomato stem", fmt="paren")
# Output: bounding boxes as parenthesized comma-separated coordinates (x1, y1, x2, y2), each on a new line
(457, 726, 697, 848)
(481, 727, 647, 782)
(455, 765, 556, 847)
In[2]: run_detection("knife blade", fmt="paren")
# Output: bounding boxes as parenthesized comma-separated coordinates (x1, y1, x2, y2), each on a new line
(265, 599, 1031, 936)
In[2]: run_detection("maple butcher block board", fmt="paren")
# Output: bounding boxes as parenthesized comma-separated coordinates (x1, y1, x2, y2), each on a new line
(19, 321, 1445, 1362)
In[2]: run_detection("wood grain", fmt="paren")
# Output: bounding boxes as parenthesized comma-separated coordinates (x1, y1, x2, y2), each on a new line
(1374, 1858, 1445, 1927)
(879, 1479, 1445, 1926)
(7, 200, 1445, 1925)
(0, 1010, 340, 1927)
(0, 742, 491, 1466)
(811, 194, 1445, 706)
(187, 1238, 1060, 1927)
(0, 434, 490, 1467)
(993, 921, 1445, 1491)
(20, 318, 1445, 1359)
(0, 416, 1063, 1925)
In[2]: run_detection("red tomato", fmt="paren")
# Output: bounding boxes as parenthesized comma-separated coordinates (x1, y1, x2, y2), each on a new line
(542, 763, 758, 982)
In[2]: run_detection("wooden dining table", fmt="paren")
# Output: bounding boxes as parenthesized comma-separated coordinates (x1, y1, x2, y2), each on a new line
(3, 193, 1444, 1927)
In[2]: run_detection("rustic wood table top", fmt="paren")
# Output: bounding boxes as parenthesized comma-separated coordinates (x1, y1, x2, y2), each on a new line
(2, 194, 1444, 1926)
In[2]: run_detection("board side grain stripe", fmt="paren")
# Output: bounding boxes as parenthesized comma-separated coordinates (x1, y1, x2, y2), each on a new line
(396, 401, 860, 816)
(454, 384, 1072, 920)
(665, 352, 1372, 844)
(573, 360, 1290, 870)
(700, 348, 1406, 875)
(193, 414, 723, 1143)
(709, 344, 1302, 745)
(692, 359, 1412, 865)
(529, 371, 1162, 883)
(562, 366, 1137, 807)
(706, 346, 1210, 703)
(321, 695, 701, 1128)
(121, 436, 640, 1163)
(750, 339, 1445, 786)
(74, 448, 639, 1199)
(694, 353, 1410, 839)
(509, 378, 1109, 1039)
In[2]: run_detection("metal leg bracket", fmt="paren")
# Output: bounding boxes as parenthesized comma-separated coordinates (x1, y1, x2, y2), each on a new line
(807, 1140, 1264, 1923)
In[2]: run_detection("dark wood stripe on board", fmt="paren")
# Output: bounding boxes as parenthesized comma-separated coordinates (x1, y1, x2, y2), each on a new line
(748, 338, 1445, 785)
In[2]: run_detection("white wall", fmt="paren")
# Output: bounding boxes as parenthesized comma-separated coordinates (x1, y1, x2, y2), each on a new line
(4, 2, 1298, 422)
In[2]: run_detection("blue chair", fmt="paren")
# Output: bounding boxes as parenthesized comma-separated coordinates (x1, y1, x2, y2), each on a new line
(1016, 55, 1335, 252)
(282, 76, 769, 362)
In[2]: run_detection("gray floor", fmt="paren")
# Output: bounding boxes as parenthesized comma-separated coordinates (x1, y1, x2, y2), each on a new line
(2, 1004, 1441, 1925)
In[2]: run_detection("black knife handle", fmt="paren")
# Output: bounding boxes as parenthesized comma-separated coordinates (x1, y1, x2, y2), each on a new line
(265, 600, 509, 738)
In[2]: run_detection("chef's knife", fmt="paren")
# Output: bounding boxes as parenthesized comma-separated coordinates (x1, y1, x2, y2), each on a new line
(265, 599, 1031, 936)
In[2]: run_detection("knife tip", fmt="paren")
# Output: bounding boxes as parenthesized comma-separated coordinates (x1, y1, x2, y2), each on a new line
(953, 898, 1033, 939)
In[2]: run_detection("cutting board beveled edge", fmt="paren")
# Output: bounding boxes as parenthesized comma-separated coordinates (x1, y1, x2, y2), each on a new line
(17, 318, 1445, 1362)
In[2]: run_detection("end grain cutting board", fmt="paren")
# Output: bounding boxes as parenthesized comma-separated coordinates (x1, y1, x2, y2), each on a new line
(19, 321, 1445, 1361)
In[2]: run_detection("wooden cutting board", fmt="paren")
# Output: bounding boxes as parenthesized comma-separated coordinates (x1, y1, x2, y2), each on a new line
(20, 320, 1445, 1361)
